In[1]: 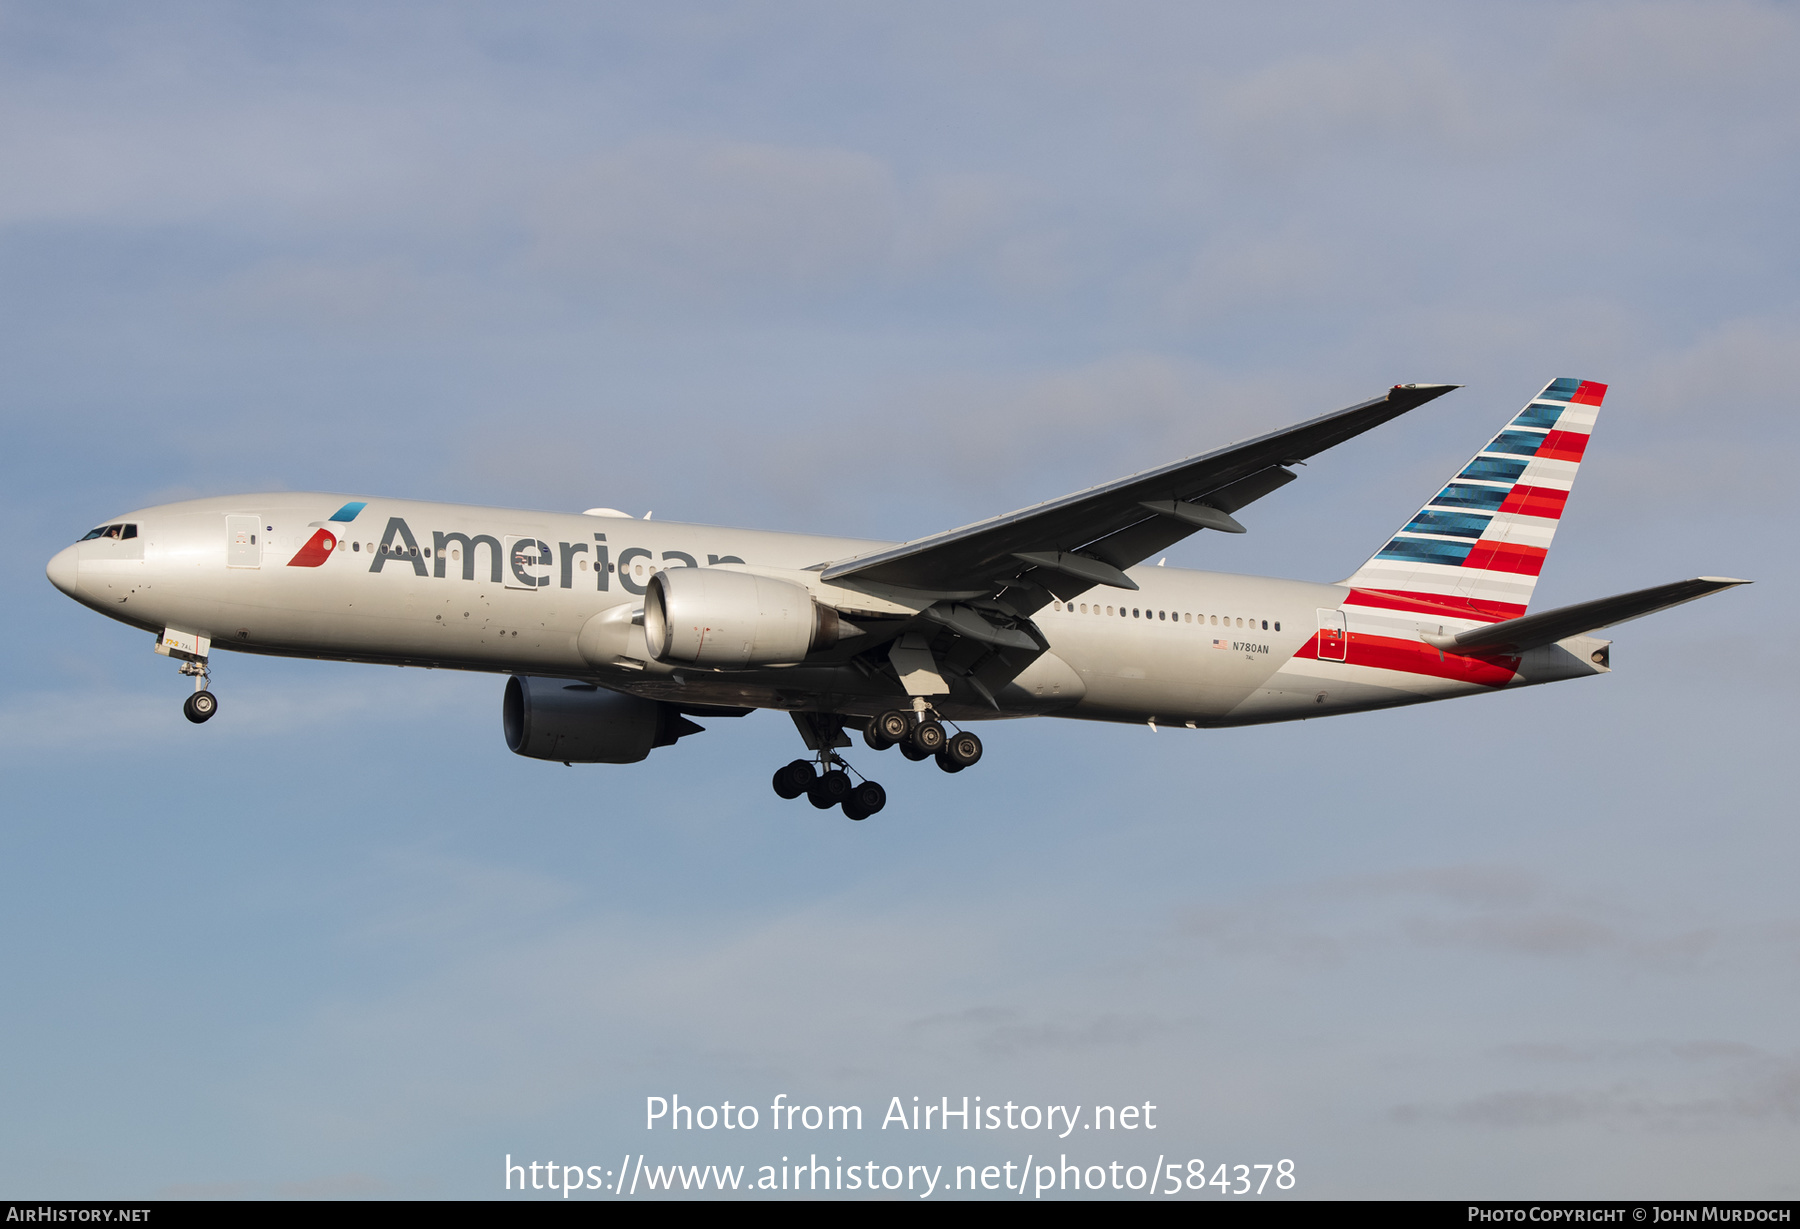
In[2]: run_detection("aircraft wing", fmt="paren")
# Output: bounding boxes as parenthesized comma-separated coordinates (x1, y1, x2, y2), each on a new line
(819, 383, 1460, 599)
(1422, 576, 1751, 657)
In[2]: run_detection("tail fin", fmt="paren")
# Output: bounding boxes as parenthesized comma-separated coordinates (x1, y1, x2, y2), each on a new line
(1342, 377, 1606, 624)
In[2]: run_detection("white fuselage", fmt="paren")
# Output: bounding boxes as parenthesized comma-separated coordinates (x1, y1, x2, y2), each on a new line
(47, 492, 1608, 729)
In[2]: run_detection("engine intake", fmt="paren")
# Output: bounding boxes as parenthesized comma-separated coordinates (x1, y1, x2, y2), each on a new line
(643, 567, 840, 668)
(503, 675, 702, 763)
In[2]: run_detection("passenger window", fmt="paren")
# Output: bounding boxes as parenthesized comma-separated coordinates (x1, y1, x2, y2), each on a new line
(1106, 606, 1114, 616)
(1132, 608, 1140, 618)
(353, 541, 361, 552)
(1262, 620, 1268, 630)
(1210, 615, 1217, 625)
(1158, 610, 1165, 620)
(1274, 622, 1281, 631)
(1184, 613, 1191, 623)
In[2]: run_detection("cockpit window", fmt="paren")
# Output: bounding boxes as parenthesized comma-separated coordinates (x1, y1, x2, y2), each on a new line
(120, 524, 137, 539)
(77, 524, 135, 542)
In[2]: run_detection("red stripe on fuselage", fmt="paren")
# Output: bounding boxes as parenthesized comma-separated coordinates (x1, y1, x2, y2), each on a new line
(1497, 484, 1568, 519)
(1345, 588, 1527, 623)
(1292, 631, 1518, 687)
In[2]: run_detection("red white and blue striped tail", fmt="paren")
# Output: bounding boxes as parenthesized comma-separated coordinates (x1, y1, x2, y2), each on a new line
(1341, 377, 1606, 624)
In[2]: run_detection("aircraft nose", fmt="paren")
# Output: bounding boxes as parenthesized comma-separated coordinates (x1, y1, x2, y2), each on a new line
(46, 544, 79, 597)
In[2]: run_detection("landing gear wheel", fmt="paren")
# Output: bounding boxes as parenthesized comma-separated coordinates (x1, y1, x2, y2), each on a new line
(862, 723, 893, 752)
(900, 741, 932, 762)
(848, 780, 886, 817)
(772, 759, 814, 800)
(807, 769, 852, 810)
(934, 750, 965, 773)
(874, 710, 913, 744)
(943, 730, 982, 768)
(911, 720, 945, 754)
(183, 690, 218, 724)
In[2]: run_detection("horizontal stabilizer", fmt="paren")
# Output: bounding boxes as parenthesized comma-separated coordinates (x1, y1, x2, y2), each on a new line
(1421, 577, 1750, 656)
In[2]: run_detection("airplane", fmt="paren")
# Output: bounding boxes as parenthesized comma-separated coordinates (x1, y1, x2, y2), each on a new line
(45, 378, 1746, 820)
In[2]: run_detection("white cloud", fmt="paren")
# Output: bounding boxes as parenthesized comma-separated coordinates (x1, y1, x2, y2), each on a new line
(526, 141, 900, 297)
(1200, 45, 1486, 174)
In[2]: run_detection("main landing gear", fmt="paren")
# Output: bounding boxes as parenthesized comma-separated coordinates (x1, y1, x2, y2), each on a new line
(863, 708, 982, 774)
(180, 661, 218, 724)
(772, 757, 888, 821)
(769, 707, 983, 819)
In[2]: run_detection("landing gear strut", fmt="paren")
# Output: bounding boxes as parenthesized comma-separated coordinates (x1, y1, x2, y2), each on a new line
(180, 661, 217, 724)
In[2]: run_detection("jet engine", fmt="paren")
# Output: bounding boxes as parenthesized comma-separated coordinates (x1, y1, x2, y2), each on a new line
(503, 675, 703, 763)
(643, 567, 841, 668)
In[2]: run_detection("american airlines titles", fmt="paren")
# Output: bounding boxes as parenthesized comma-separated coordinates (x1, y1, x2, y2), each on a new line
(362, 516, 743, 596)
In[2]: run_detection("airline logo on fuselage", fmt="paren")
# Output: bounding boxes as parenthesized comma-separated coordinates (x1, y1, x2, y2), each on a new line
(350, 515, 743, 595)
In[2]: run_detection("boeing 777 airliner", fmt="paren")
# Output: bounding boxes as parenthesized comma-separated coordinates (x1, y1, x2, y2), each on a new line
(46, 379, 1745, 819)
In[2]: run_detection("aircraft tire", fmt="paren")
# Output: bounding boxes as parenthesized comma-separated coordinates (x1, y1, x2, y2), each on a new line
(773, 759, 814, 800)
(850, 780, 886, 816)
(874, 709, 912, 743)
(911, 720, 946, 754)
(934, 750, 965, 773)
(944, 730, 982, 768)
(899, 741, 932, 762)
(862, 723, 894, 751)
(842, 798, 869, 821)
(183, 690, 218, 724)
(808, 769, 852, 810)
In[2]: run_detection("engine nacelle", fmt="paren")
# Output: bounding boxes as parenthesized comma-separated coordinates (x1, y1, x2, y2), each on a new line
(643, 567, 840, 668)
(503, 675, 701, 763)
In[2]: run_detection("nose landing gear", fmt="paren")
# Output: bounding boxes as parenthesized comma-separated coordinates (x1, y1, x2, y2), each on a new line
(157, 630, 218, 724)
(180, 661, 217, 724)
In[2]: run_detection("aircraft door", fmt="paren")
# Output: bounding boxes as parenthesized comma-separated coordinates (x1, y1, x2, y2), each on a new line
(503, 535, 552, 590)
(1316, 608, 1346, 661)
(226, 515, 261, 568)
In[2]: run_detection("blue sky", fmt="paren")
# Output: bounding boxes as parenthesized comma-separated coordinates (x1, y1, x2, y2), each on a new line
(2, 1, 1795, 1199)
